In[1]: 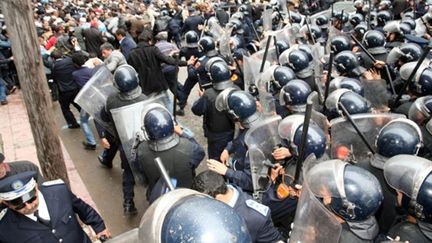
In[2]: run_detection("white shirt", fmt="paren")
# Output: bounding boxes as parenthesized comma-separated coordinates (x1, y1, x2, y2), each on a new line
(25, 191, 50, 222)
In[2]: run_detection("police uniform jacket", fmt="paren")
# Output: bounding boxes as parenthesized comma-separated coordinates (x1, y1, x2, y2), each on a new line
(0, 182, 106, 243)
(136, 134, 204, 200)
(388, 220, 432, 243)
(231, 185, 284, 243)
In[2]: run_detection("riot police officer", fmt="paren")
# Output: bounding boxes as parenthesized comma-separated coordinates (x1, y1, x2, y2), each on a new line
(134, 104, 205, 201)
(192, 60, 236, 160)
(408, 96, 432, 159)
(103, 64, 147, 215)
(384, 155, 432, 242)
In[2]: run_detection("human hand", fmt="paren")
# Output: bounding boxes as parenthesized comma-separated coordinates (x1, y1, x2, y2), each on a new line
(187, 56, 197, 66)
(272, 147, 292, 160)
(220, 149, 229, 166)
(100, 138, 110, 149)
(373, 60, 385, 69)
(174, 125, 183, 135)
(270, 164, 284, 183)
(198, 88, 204, 97)
(207, 159, 228, 175)
(97, 229, 112, 240)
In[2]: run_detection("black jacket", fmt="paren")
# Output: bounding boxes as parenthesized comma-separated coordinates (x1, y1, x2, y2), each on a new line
(127, 42, 187, 96)
(51, 57, 79, 93)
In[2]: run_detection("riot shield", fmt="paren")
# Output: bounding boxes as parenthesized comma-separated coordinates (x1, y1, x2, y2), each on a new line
(263, 8, 273, 32)
(208, 21, 224, 41)
(408, 96, 432, 125)
(330, 113, 405, 161)
(243, 55, 271, 88)
(311, 43, 325, 102)
(74, 66, 117, 134)
(110, 94, 169, 181)
(289, 155, 342, 243)
(244, 115, 282, 199)
(219, 26, 233, 60)
(256, 65, 278, 116)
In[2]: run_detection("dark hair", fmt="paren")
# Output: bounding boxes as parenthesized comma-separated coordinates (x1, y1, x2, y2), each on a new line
(191, 170, 227, 198)
(115, 28, 127, 37)
(51, 49, 63, 59)
(71, 52, 88, 67)
(138, 28, 153, 43)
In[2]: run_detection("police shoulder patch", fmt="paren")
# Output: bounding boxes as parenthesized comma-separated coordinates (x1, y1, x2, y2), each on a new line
(0, 208, 7, 221)
(42, 179, 65, 187)
(245, 199, 269, 217)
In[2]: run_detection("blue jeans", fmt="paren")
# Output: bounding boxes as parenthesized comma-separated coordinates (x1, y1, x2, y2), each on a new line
(80, 110, 96, 145)
(0, 77, 6, 102)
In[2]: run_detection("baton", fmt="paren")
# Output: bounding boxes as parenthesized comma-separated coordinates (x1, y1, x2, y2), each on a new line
(367, 0, 372, 30)
(260, 35, 273, 73)
(200, 19, 208, 40)
(273, 35, 280, 63)
(293, 94, 314, 184)
(306, 16, 316, 45)
(338, 102, 376, 154)
(350, 34, 396, 95)
(154, 157, 175, 191)
(391, 45, 432, 109)
(172, 53, 179, 121)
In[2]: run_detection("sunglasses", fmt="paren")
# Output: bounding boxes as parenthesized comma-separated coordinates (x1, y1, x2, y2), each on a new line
(6, 190, 37, 210)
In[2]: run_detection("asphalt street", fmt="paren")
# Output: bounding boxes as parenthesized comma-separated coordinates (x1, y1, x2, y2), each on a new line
(54, 67, 208, 236)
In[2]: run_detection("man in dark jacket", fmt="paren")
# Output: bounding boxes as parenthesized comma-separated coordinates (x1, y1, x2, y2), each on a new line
(126, 29, 195, 112)
(82, 20, 104, 57)
(115, 28, 136, 59)
(0, 171, 111, 243)
(50, 49, 81, 128)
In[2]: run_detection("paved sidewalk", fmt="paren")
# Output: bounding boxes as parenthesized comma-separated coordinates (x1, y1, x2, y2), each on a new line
(0, 91, 99, 238)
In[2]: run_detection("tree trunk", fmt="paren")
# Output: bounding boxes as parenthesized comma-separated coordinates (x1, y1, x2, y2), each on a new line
(0, 0, 70, 184)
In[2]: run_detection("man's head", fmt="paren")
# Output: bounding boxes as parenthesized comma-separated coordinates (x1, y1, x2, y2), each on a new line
(100, 42, 114, 59)
(0, 171, 39, 215)
(115, 28, 127, 41)
(138, 28, 154, 44)
(71, 52, 87, 68)
(191, 170, 227, 198)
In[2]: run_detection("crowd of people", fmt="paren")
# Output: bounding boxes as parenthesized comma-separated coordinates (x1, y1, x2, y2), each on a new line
(1, 0, 432, 242)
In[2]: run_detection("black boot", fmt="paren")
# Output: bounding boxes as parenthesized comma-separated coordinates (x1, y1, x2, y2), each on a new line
(123, 200, 137, 216)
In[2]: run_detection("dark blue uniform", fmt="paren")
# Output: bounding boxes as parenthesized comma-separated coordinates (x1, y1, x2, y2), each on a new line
(224, 128, 253, 192)
(192, 88, 234, 160)
(230, 185, 285, 243)
(178, 47, 203, 110)
(0, 181, 106, 243)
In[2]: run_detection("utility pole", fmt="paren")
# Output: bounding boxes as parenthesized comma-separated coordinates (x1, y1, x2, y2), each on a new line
(1, 0, 69, 184)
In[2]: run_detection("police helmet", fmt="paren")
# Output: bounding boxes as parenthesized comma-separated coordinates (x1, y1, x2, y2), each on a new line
(408, 96, 432, 129)
(289, 12, 303, 24)
(376, 118, 423, 158)
(330, 77, 364, 96)
(330, 35, 352, 54)
(113, 65, 139, 92)
(287, 50, 310, 72)
(227, 90, 261, 128)
(209, 62, 234, 90)
(230, 18, 244, 35)
(401, 18, 416, 30)
(334, 51, 366, 77)
(333, 11, 349, 23)
(139, 189, 252, 242)
(353, 22, 368, 40)
(279, 79, 312, 112)
(399, 43, 423, 63)
(377, 11, 392, 26)
(363, 30, 386, 54)
(278, 114, 327, 158)
(273, 66, 296, 87)
(198, 36, 217, 56)
(308, 160, 383, 221)
(276, 40, 290, 54)
(415, 68, 432, 96)
(384, 155, 432, 223)
(326, 89, 370, 120)
(315, 15, 329, 29)
(185, 31, 199, 48)
(350, 13, 364, 27)
(141, 104, 179, 151)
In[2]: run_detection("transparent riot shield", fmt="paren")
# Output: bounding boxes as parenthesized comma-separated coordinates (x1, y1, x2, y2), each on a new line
(208, 21, 224, 41)
(330, 113, 405, 161)
(243, 55, 271, 88)
(333, 1, 356, 13)
(263, 8, 273, 32)
(110, 93, 169, 181)
(219, 27, 233, 60)
(74, 66, 117, 134)
(244, 115, 282, 199)
(289, 155, 342, 243)
(311, 43, 325, 102)
(256, 65, 278, 116)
